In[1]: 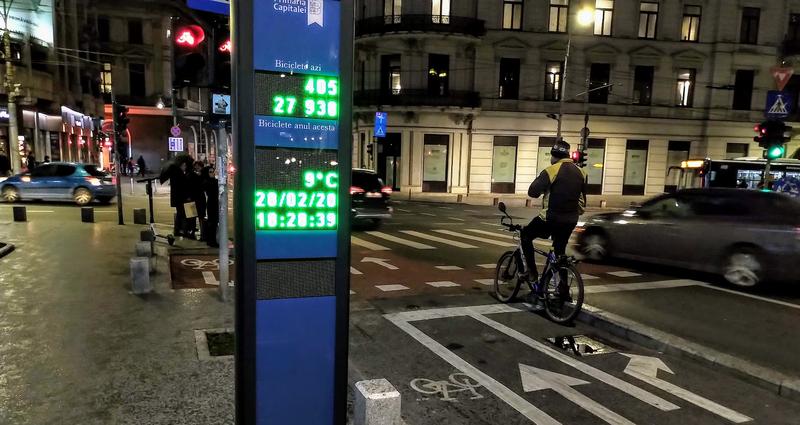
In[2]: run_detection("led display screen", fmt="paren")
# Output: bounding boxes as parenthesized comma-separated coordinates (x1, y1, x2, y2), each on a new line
(255, 71, 339, 119)
(255, 147, 338, 231)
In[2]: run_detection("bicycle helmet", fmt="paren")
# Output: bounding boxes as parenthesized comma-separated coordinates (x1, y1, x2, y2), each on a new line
(551, 139, 571, 159)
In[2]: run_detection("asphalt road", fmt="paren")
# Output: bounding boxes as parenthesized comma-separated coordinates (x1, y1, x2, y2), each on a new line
(3, 192, 800, 424)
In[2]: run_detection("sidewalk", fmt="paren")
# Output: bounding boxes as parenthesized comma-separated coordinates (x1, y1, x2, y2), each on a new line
(0, 220, 234, 425)
(393, 190, 641, 210)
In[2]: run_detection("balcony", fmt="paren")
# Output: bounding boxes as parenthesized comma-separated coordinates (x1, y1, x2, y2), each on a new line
(356, 15, 486, 38)
(354, 89, 481, 109)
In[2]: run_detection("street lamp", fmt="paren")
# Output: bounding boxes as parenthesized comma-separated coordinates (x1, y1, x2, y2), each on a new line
(556, 7, 594, 142)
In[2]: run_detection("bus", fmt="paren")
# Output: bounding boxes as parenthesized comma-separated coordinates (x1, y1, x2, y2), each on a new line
(669, 157, 800, 190)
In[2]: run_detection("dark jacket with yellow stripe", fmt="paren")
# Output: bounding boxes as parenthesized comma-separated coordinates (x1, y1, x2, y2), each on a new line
(528, 158, 587, 223)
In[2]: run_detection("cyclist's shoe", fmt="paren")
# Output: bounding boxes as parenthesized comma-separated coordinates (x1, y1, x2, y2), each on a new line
(525, 292, 544, 312)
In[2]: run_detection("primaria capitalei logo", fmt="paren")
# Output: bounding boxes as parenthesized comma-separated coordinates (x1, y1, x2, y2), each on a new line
(273, 0, 323, 27)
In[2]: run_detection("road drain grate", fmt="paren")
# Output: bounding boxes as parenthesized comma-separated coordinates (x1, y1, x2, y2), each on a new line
(195, 328, 234, 361)
(544, 334, 617, 357)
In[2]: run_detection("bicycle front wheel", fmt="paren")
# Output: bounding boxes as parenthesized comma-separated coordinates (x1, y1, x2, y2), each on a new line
(542, 263, 584, 324)
(494, 251, 521, 303)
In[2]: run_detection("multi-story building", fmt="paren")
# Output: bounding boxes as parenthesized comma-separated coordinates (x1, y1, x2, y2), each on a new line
(92, 0, 219, 170)
(1, 0, 104, 171)
(353, 0, 800, 203)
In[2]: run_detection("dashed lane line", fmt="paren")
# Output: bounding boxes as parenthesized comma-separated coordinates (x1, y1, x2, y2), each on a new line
(607, 271, 643, 278)
(435, 265, 463, 271)
(376, 284, 410, 292)
(426, 281, 460, 288)
(447, 217, 466, 222)
(365, 231, 436, 250)
(477, 264, 496, 269)
(584, 280, 701, 294)
(474, 279, 494, 286)
(420, 212, 436, 217)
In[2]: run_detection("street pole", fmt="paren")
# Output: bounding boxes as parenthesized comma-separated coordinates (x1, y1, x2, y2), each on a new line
(556, 37, 571, 142)
(111, 92, 124, 225)
(3, 30, 20, 173)
(217, 121, 229, 302)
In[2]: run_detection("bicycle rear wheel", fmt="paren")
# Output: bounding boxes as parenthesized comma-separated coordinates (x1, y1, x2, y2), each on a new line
(494, 251, 521, 303)
(542, 263, 584, 324)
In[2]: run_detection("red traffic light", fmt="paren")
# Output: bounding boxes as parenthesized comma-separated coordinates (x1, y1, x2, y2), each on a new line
(218, 38, 232, 53)
(175, 25, 205, 48)
(570, 151, 580, 162)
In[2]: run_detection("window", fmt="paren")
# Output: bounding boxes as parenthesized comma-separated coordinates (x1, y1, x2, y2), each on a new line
(641, 195, 691, 219)
(676, 68, 695, 107)
(503, 0, 523, 30)
(31, 164, 57, 178)
(101, 62, 113, 94)
(499, 58, 520, 99)
(632, 65, 654, 105)
(544, 62, 563, 101)
(681, 5, 701, 41)
(665, 141, 690, 192)
(725, 143, 749, 159)
(740, 7, 759, 44)
(129, 63, 146, 97)
(537, 137, 557, 175)
(98, 17, 110, 42)
(594, 0, 614, 36)
(623, 140, 648, 195)
(381, 54, 401, 95)
(549, 0, 569, 33)
(589, 63, 610, 104)
(789, 14, 800, 42)
(585, 138, 605, 194)
(432, 0, 450, 24)
(127, 20, 143, 44)
(359, 60, 366, 91)
(384, 0, 401, 23)
(732, 70, 754, 110)
(492, 136, 518, 193)
(423, 134, 449, 192)
(428, 54, 449, 96)
(638, 2, 658, 39)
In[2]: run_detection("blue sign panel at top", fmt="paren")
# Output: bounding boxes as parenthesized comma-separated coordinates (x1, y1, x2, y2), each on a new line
(254, 0, 341, 76)
(766, 90, 794, 119)
(187, 0, 230, 15)
(374, 112, 387, 138)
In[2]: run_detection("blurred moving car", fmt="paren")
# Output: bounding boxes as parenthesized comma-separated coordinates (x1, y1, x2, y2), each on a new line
(350, 168, 392, 227)
(576, 188, 800, 288)
(0, 162, 116, 206)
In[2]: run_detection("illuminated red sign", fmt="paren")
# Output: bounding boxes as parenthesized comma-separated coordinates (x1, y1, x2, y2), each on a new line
(175, 25, 205, 47)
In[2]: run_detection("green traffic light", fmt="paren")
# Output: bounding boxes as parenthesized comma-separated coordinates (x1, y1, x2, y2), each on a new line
(767, 145, 785, 159)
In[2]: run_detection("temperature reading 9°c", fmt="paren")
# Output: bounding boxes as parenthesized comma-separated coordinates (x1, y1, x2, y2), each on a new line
(304, 170, 338, 189)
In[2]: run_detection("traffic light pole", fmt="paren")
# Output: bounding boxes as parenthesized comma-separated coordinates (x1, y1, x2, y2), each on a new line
(111, 93, 124, 225)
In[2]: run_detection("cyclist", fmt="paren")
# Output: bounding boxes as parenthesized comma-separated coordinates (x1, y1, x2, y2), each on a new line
(520, 139, 586, 285)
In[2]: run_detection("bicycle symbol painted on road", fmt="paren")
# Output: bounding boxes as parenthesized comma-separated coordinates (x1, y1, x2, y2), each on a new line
(410, 373, 484, 402)
(180, 258, 234, 271)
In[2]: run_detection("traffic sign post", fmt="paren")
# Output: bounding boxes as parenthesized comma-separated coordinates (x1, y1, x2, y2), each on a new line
(374, 111, 387, 138)
(170, 126, 181, 137)
(233, 0, 352, 424)
(771, 66, 794, 92)
(168, 137, 184, 152)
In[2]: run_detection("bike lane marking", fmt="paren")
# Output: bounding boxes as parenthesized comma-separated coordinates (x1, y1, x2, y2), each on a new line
(385, 304, 678, 424)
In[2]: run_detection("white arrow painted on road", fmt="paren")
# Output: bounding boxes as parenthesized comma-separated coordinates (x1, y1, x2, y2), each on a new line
(350, 266, 363, 275)
(519, 364, 637, 425)
(360, 257, 398, 270)
(202, 271, 234, 287)
(621, 354, 753, 423)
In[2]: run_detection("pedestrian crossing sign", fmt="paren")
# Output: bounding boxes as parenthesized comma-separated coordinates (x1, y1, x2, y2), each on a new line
(765, 91, 793, 119)
(374, 111, 387, 138)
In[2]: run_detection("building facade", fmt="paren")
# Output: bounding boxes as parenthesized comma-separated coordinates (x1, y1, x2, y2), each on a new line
(353, 0, 800, 202)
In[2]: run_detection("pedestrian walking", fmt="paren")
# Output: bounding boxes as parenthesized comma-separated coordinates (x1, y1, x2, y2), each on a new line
(0, 150, 10, 176)
(202, 165, 220, 247)
(26, 151, 36, 171)
(43, 156, 50, 163)
(136, 155, 146, 177)
(168, 157, 193, 237)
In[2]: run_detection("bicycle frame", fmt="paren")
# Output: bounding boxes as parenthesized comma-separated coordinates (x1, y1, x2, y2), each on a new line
(504, 217, 559, 295)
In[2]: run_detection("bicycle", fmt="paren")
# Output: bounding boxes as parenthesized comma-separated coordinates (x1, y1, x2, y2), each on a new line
(493, 202, 584, 324)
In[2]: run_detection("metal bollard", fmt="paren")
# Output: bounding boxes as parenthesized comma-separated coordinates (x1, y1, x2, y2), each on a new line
(354, 379, 402, 425)
(12, 206, 26, 222)
(133, 208, 147, 225)
(81, 207, 94, 223)
(135, 241, 152, 257)
(130, 257, 152, 294)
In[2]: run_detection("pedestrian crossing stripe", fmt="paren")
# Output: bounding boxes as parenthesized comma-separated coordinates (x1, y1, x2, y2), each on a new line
(399, 230, 478, 248)
(365, 231, 436, 250)
(433, 230, 516, 247)
(351, 236, 391, 251)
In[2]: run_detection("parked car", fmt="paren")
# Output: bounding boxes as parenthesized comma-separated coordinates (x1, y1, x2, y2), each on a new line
(575, 188, 800, 288)
(0, 162, 116, 206)
(350, 168, 392, 227)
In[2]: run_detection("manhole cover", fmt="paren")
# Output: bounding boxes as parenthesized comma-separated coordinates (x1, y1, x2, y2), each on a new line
(170, 254, 235, 289)
(544, 335, 617, 357)
(195, 328, 234, 361)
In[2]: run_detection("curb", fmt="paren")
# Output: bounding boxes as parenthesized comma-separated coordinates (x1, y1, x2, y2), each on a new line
(578, 303, 800, 402)
(0, 243, 15, 259)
